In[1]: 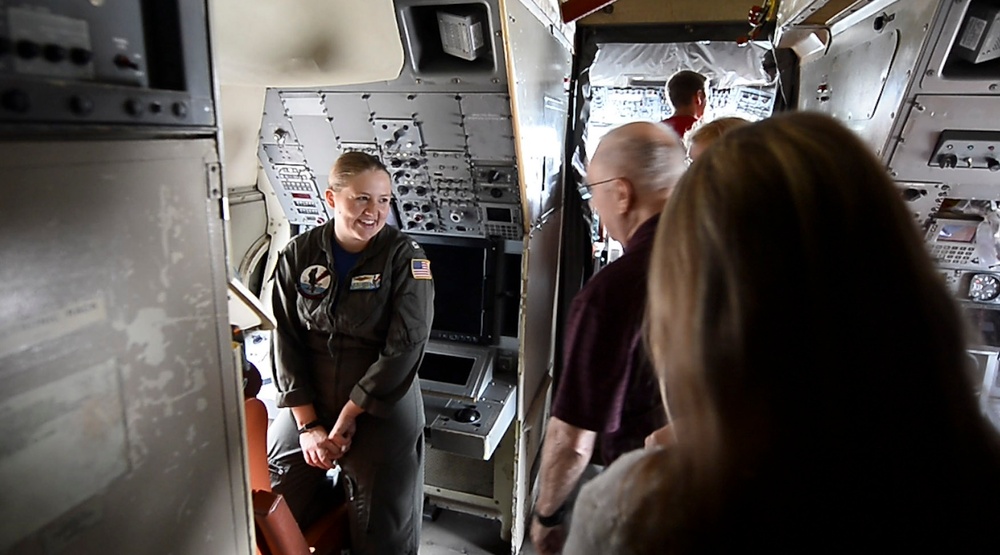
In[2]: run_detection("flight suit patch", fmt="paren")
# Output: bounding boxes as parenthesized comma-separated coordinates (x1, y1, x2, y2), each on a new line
(411, 259, 432, 280)
(350, 274, 382, 291)
(297, 265, 331, 299)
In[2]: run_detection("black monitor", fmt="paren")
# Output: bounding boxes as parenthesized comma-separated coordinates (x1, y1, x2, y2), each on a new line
(415, 234, 499, 345)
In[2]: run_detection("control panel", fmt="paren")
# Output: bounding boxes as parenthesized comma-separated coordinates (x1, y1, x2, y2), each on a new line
(0, 1, 214, 127)
(419, 341, 517, 460)
(259, 89, 523, 239)
(928, 130, 1000, 172)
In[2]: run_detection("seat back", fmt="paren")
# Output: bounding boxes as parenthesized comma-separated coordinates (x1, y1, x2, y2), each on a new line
(253, 491, 312, 555)
(243, 397, 349, 555)
(245, 398, 272, 493)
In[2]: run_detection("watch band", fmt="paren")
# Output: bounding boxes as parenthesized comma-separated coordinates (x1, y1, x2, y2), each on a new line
(534, 503, 567, 527)
(296, 419, 322, 434)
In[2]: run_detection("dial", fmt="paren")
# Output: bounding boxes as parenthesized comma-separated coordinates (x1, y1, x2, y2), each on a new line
(968, 274, 1000, 302)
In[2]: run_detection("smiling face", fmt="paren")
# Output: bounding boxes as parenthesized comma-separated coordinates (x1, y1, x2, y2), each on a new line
(324, 168, 392, 252)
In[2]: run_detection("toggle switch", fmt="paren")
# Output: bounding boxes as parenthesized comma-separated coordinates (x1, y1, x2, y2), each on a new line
(937, 154, 958, 169)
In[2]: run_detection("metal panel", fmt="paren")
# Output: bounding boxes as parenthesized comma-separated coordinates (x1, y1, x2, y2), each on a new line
(324, 92, 379, 145)
(0, 139, 249, 554)
(798, 0, 940, 157)
(413, 94, 468, 151)
(500, 0, 571, 549)
(461, 93, 516, 162)
(916, 0, 1000, 95)
(888, 95, 1000, 190)
(282, 93, 341, 187)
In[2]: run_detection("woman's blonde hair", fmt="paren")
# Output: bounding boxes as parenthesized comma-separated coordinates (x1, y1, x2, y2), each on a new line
(642, 111, 1000, 533)
(327, 151, 388, 191)
(683, 116, 750, 151)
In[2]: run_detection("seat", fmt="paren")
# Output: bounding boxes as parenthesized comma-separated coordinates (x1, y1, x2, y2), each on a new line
(245, 398, 350, 555)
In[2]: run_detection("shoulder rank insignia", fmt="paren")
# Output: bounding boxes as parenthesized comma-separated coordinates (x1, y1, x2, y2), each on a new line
(411, 259, 432, 280)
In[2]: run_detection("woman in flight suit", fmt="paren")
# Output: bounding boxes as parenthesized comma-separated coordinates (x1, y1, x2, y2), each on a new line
(267, 151, 434, 555)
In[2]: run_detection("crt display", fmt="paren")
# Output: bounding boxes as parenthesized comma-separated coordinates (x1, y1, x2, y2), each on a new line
(419, 352, 476, 386)
(421, 241, 489, 340)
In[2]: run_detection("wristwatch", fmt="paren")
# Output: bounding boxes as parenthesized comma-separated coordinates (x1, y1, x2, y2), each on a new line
(534, 503, 567, 527)
(296, 419, 322, 434)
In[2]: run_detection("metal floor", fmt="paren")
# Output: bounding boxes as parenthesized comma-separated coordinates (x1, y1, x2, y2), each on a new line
(419, 509, 537, 555)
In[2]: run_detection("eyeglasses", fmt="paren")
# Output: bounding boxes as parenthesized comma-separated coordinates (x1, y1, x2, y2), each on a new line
(577, 176, 622, 201)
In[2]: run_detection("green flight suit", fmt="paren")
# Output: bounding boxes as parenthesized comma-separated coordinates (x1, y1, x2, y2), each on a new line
(267, 222, 434, 555)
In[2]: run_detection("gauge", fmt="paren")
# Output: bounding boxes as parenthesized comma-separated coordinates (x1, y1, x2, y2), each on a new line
(968, 274, 1000, 302)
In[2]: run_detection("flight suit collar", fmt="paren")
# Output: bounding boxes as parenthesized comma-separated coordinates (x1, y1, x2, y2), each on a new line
(318, 222, 390, 268)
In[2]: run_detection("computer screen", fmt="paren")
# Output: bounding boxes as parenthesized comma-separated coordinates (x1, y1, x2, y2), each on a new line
(416, 235, 497, 344)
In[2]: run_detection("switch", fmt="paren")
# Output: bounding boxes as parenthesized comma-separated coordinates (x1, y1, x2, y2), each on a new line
(43, 44, 67, 63)
(69, 95, 93, 116)
(964, 157, 974, 168)
(16, 39, 40, 60)
(69, 47, 93, 65)
(113, 54, 140, 71)
(937, 154, 958, 169)
(1, 89, 30, 113)
(988, 158, 1000, 173)
(124, 98, 144, 116)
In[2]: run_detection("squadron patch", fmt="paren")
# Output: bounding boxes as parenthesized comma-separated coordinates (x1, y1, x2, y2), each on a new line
(297, 265, 331, 299)
(350, 274, 382, 291)
(411, 259, 432, 280)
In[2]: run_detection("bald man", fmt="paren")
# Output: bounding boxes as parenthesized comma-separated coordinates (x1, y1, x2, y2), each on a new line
(530, 122, 687, 555)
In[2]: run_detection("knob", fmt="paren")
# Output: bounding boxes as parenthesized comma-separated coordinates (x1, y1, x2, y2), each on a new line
(409, 159, 421, 169)
(988, 158, 1000, 173)
(415, 186, 427, 196)
(124, 98, 144, 116)
(902, 188, 923, 202)
(149, 101, 162, 114)
(450, 211, 463, 223)
(0, 37, 11, 56)
(454, 407, 481, 423)
(420, 204, 432, 213)
(402, 202, 414, 211)
(171, 101, 188, 118)
(406, 221, 418, 229)
(425, 222, 436, 230)
(1, 89, 30, 113)
(490, 187, 504, 199)
(487, 170, 501, 183)
(16, 39, 40, 59)
(68, 95, 93, 116)
(69, 47, 93, 65)
(43, 44, 66, 63)
(391, 159, 402, 167)
(398, 186, 410, 196)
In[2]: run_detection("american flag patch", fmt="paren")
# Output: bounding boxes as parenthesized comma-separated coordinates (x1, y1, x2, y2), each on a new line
(411, 258, 432, 280)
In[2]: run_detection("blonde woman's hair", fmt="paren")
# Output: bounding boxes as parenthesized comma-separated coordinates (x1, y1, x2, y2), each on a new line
(327, 151, 389, 191)
(683, 116, 750, 151)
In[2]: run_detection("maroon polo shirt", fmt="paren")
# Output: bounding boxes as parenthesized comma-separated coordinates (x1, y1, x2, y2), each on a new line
(552, 215, 668, 464)
(663, 114, 698, 139)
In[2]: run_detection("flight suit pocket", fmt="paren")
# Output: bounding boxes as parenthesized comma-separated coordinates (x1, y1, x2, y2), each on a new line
(296, 293, 333, 332)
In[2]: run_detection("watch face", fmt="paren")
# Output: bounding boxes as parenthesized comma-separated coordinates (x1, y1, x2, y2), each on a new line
(969, 274, 1000, 302)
